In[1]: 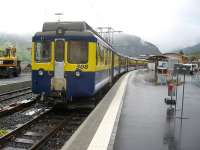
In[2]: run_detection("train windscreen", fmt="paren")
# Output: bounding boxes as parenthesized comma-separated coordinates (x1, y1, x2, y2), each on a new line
(35, 41, 51, 62)
(55, 40, 65, 62)
(67, 41, 88, 64)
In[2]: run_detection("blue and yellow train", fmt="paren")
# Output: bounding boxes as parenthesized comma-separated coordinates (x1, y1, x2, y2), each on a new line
(31, 21, 147, 103)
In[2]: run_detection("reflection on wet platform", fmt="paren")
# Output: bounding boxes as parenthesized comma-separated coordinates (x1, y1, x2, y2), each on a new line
(163, 108, 177, 150)
(114, 70, 200, 150)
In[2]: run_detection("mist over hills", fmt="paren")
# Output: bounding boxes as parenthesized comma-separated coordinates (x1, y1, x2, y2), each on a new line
(177, 43, 200, 57)
(113, 34, 161, 57)
(0, 33, 161, 62)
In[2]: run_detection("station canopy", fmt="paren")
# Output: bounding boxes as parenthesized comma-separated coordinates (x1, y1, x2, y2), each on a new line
(147, 55, 168, 62)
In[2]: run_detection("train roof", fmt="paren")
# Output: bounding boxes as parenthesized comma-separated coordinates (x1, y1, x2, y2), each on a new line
(40, 21, 105, 42)
(42, 21, 92, 32)
(34, 21, 131, 58)
(34, 30, 95, 39)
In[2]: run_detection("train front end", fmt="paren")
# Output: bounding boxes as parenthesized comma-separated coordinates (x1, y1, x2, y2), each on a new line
(31, 22, 97, 102)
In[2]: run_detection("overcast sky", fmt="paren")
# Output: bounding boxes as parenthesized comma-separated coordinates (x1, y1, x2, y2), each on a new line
(0, 0, 199, 51)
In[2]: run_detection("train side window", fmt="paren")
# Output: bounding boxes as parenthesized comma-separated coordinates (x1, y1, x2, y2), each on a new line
(67, 41, 88, 64)
(105, 48, 107, 65)
(107, 50, 110, 65)
(96, 46, 98, 65)
(96, 43, 100, 65)
(5, 49, 10, 57)
(0, 51, 4, 57)
(109, 50, 112, 65)
(114, 55, 117, 64)
(99, 45, 104, 64)
(35, 41, 51, 62)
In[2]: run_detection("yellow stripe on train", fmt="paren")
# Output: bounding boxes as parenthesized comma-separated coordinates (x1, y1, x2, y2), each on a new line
(64, 42, 96, 72)
(32, 42, 54, 71)
(32, 41, 128, 72)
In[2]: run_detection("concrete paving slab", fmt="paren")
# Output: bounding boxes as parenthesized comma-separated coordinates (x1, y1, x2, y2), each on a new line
(0, 73, 31, 94)
(0, 73, 31, 86)
(61, 72, 131, 150)
(114, 70, 200, 150)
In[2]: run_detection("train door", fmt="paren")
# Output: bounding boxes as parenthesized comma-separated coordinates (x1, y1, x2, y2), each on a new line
(52, 39, 66, 91)
(111, 51, 114, 84)
(108, 50, 112, 83)
(118, 56, 121, 74)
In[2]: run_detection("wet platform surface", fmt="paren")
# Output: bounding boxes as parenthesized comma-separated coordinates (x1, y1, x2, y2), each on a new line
(114, 70, 200, 150)
(0, 73, 31, 86)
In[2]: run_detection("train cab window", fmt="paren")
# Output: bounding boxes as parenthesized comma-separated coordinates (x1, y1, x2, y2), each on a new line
(55, 40, 65, 62)
(67, 41, 88, 64)
(35, 41, 51, 62)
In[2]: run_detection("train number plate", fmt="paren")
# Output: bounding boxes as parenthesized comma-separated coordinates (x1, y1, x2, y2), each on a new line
(76, 64, 88, 70)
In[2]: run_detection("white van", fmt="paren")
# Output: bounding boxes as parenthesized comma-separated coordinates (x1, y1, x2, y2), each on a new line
(183, 64, 198, 74)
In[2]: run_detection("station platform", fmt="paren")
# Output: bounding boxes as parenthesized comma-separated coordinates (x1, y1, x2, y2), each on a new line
(61, 70, 200, 150)
(0, 73, 31, 94)
(0, 73, 30, 86)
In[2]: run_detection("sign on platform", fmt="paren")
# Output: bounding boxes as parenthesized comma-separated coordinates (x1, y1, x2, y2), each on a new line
(168, 83, 175, 96)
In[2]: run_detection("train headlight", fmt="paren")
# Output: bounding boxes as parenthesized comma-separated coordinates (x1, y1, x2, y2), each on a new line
(0, 60, 3, 64)
(38, 70, 44, 76)
(58, 28, 62, 34)
(56, 27, 64, 35)
(75, 70, 81, 77)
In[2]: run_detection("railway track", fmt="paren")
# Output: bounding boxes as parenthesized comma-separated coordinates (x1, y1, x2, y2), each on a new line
(0, 87, 32, 103)
(0, 87, 38, 117)
(0, 97, 38, 118)
(0, 108, 91, 150)
(0, 77, 109, 149)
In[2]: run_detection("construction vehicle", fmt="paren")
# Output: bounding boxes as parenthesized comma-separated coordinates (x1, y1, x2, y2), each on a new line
(0, 47, 21, 77)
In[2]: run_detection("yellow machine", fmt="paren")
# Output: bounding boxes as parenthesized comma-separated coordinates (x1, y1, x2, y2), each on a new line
(0, 47, 21, 77)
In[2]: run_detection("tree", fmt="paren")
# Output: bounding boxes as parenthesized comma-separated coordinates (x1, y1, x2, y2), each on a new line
(179, 50, 184, 55)
(191, 56, 197, 62)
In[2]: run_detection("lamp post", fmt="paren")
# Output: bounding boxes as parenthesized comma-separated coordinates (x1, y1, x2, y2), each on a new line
(97, 27, 122, 45)
(175, 67, 179, 111)
(180, 67, 186, 119)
